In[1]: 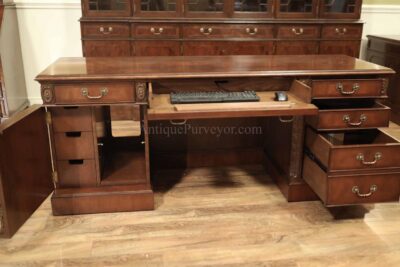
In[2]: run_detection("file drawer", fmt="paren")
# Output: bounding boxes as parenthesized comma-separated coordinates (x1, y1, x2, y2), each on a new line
(54, 83, 135, 104)
(51, 107, 93, 133)
(57, 159, 97, 187)
(307, 101, 390, 131)
(305, 128, 400, 172)
(303, 155, 400, 206)
(54, 131, 95, 160)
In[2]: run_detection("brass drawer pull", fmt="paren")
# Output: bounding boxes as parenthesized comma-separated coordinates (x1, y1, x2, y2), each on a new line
(246, 27, 258, 35)
(170, 120, 187, 125)
(337, 83, 360, 95)
(292, 28, 304, 35)
(352, 185, 378, 198)
(99, 26, 113, 34)
(356, 152, 382, 165)
(343, 114, 367, 126)
(81, 88, 108, 99)
(200, 27, 213, 35)
(279, 116, 294, 123)
(150, 27, 164, 35)
(335, 28, 347, 35)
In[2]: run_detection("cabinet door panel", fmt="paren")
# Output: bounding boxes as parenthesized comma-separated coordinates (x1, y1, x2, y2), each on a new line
(232, 0, 273, 18)
(83, 0, 131, 17)
(275, 41, 318, 55)
(134, 41, 180, 56)
(320, 0, 361, 19)
(182, 41, 230, 56)
(276, 0, 318, 18)
(83, 40, 131, 57)
(320, 41, 360, 57)
(231, 42, 274, 55)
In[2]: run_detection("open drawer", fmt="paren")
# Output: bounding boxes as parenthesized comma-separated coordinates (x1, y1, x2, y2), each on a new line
(305, 128, 400, 172)
(147, 91, 317, 121)
(303, 155, 400, 206)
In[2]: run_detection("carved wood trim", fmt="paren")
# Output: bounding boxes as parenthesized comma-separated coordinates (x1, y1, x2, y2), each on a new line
(135, 82, 147, 103)
(41, 84, 55, 104)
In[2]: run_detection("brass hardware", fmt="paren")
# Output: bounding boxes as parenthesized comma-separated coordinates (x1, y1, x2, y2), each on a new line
(45, 112, 52, 125)
(246, 27, 258, 35)
(99, 26, 113, 34)
(343, 114, 367, 127)
(356, 152, 382, 165)
(81, 87, 108, 99)
(170, 120, 187, 125)
(200, 27, 213, 35)
(98, 143, 104, 147)
(52, 171, 59, 184)
(292, 28, 304, 35)
(335, 28, 347, 35)
(352, 185, 378, 198)
(279, 116, 294, 123)
(336, 83, 360, 95)
(141, 141, 146, 145)
(150, 27, 164, 35)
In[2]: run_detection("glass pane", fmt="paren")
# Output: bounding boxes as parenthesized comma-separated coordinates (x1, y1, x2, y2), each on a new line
(88, 0, 128, 11)
(324, 0, 356, 13)
(279, 0, 313, 13)
(234, 0, 270, 12)
(188, 0, 224, 12)
(141, 0, 177, 11)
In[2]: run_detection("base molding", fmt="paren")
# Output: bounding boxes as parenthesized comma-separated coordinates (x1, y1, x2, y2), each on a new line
(51, 185, 154, 215)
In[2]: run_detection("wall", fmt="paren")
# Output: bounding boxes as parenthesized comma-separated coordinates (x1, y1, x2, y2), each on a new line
(6, 1, 400, 104)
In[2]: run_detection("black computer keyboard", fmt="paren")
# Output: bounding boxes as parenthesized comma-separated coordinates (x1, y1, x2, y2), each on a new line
(170, 91, 260, 104)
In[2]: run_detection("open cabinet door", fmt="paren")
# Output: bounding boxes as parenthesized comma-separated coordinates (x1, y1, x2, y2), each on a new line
(0, 105, 53, 238)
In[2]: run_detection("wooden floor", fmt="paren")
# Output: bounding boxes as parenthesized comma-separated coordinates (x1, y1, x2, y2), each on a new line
(1, 125, 400, 266)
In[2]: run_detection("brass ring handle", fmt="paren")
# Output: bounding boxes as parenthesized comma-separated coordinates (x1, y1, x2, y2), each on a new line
(279, 116, 294, 123)
(246, 28, 258, 35)
(335, 28, 347, 35)
(99, 26, 113, 34)
(81, 88, 108, 99)
(150, 27, 164, 35)
(170, 120, 187, 125)
(352, 185, 378, 198)
(200, 27, 213, 35)
(356, 152, 382, 165)
(343, 114, 367, 127)
(292, 28, 304, 35)
(337, 83, 360, 95)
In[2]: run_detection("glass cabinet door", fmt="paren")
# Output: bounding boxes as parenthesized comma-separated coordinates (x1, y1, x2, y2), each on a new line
(320, 0, 361, 19)
(138, 0, 182, 16)
(232, 0, 273, 18)
(84, 0, 131, 17)
(185, 0, 226, 17)
(276, 0, 317, 18)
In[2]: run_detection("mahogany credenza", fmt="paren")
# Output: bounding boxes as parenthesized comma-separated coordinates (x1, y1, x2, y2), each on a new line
(1, 54, 398, 238)
(80, 0, 364, 57)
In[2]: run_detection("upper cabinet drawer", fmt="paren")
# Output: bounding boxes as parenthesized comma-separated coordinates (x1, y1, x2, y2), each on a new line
(306, 128, 400, 172)
(230, 25, 274, 39)
(183, 24, 274, 39)
(82, 23, 130, 38)
(53, 83, 135, 104)
(276, 25, 319, 39)
(321, 24, 363, 39)
(133, 24, 180, 39)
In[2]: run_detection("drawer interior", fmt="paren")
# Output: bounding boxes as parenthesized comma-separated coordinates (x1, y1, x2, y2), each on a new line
(313, 99, 377, 110)
(321, 129, 398, 146)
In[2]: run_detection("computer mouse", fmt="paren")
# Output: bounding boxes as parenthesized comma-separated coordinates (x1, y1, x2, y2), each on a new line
(274, 91, 288, 102)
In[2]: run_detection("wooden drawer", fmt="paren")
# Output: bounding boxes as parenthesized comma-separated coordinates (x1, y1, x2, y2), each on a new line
(306, 128, 400, 172)
(307, 101, 390, 131)
(54, 83, 135, 104)
(54, 132, 95, 160)
(276, 25, 319, 39)
(321, 24, 362, 40)
(230, 25, 274, 39)
(57, 159, 97, 187)
(303, 155, 400, 206)
(133, 24, 179, 39)
(81, 23, 130, 38)
(51, 107, 93, 133)
(182, 24, 274, 39)
(306, 79, 387, 99)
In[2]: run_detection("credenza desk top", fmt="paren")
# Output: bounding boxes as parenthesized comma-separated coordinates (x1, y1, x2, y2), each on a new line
(36, 55, 395, 82)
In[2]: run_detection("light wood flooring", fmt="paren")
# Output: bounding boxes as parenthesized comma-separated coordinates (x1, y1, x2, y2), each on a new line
(1, 125, 400, 267)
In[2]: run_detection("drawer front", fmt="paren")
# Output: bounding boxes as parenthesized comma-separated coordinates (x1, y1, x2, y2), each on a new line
(57, 159, 97, 187)
(230, 25, 274, 39)
(51, 107, 93, 133)
(83, 40, 131, 57)
(312, 79, 387, 99)
(308, 105, 391, 131)
(275, 41, 319, 55)
(277, 25, 319, 39)
(133, 41, 180, 56)
(303, 155, 400, 206)
(320, 40, 360, 57)
(133, 24, 179, 39)
(183, 24, 233, 39)
(182, 41, 230, 56)
(54, 132, 95, 160)
(82, 23, 130, 38)
(54, 83, 135, 104)
(321, 24, 362, 40)
(230, 41, 274, 55)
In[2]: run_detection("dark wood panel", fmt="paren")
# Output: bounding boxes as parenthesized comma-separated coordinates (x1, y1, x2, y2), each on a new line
(51, 107, 93, 133)
(275, 41, 319, 55)
(321, 24, 363, 40)
(54, 131, 95, 160)
(133, 41, 180, 56)
(81, 22, 130, 38)
(276, 25, 320, 39)
(182, 41, 230, 56)
(230, 41, 274, 55)
(320, 40, 361, 57)
(57, 159, 97, 188)
(83, 40, 131, 57)
(133, 23, 180, 39)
